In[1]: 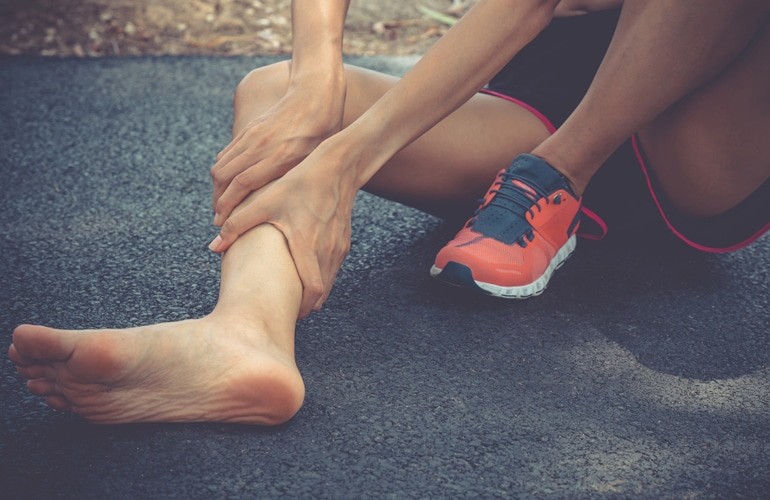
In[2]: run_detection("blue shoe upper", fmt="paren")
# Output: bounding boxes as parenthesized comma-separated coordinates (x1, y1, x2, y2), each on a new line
(468, 154, 577, 246)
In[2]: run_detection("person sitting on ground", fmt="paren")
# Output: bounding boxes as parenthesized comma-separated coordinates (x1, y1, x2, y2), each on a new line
(9, 0, 770, 425)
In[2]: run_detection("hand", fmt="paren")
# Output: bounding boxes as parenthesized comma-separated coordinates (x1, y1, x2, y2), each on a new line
(210, 83, 344, 227)
(208, 147, 356, 319)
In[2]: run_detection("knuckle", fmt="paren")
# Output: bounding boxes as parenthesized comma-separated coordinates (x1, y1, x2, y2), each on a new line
(221, 218, 239, 236)
(214, 199, 229, 215)
(210, 168, 225, 184)
(233, 173, 253, 189)
(308, 281, 324, 297)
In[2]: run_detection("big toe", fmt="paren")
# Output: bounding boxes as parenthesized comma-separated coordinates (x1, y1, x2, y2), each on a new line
(12, 324, 76, 363)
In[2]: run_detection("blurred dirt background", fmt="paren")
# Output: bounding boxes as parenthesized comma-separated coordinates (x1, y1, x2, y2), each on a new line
(0, 0, 475, 57)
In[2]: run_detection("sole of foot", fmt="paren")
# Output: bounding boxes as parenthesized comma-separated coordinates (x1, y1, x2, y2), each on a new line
(8, 315, 305, 425)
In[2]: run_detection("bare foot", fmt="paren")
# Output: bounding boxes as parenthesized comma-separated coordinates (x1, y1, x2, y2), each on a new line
(8, 316, 305, 425)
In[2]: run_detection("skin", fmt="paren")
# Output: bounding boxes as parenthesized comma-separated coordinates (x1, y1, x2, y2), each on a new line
(209, 0, 562, 317)
(9, 0, 770, 424)
(5, 0, 562, 425)
(209, 0, 353, 318)
(209, 0, 770, 313)
(533, 0, 770, 216)
(210, 0, 350, 225)
(10, 219, 306, 424)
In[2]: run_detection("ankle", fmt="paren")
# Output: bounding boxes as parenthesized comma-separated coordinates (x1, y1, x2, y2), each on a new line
(205, 307, 296, 358)
(529, 150, 589, 196)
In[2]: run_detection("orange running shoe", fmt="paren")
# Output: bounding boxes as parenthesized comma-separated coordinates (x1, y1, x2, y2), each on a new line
(431, 154, 581, 298)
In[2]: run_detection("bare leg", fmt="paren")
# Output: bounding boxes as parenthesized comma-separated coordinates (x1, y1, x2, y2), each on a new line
(637, 19, 770, 216)
(6, 57, 550, 424)
(235, 61, 551, 219)
(9, 221, 305, 425)
(531, 0, 770, 213)
(8, 94, 312, 425)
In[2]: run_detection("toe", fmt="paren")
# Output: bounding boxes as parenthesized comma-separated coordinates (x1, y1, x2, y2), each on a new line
(17, 364, 56, 380)
(13, 324, 76, 363)
(8, 343, 35, 367)
(45, 395, 72, 412)
(27, 378, 60, 397)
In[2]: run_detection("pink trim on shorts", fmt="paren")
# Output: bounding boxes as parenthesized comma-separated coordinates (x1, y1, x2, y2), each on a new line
(631, 134, 769, 253)
(479, 89, 557, 134)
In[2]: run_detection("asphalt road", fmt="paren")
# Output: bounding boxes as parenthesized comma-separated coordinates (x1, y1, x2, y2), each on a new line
(1, 56, 768, 498)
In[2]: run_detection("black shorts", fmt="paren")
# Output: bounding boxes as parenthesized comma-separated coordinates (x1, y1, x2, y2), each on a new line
(482, 8, 770, 252)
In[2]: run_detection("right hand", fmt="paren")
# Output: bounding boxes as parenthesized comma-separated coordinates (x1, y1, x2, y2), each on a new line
(209, 141, 359, 318)
(210, 84, 345, 226)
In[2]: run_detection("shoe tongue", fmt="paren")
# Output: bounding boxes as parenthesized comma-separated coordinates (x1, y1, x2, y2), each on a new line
(511, 180, 536, 200)
(470, 154, 573, 245)
(506, 154, 575, 197)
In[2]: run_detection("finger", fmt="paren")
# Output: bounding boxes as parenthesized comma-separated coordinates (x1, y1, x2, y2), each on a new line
(208, 197, 271, 253)
(27, 378, 60, 397)
(215, 140, 237, 162)
(210, 152, 261, 212)
(315, 229, 351, 310)
(214, 127, 249, 165)
(211, 142, 244, 189)
(313, 255, 343, 312)
(313, 248, 335, 312)
(282, 229, 324, 319)
(210, 122, 262, 185)
(214, 168, 270, 227)
(215, 143, 231, 163)
(315, 253, 344, 311)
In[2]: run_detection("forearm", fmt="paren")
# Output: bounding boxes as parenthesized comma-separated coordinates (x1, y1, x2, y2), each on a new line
(332, 0, 558, 188)
(289, 0, 349, 85)
(285, 0, 350, 128)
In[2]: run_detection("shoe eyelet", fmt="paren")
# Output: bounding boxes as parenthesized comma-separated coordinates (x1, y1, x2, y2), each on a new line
(553, 194, 562, 204)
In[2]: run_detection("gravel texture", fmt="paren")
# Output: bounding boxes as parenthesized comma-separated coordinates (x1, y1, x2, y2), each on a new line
(1, 55, 769, 498)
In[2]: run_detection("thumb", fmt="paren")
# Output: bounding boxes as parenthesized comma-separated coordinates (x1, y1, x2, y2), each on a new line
(281, 230, 324, 319)
(208, 199, 269, 253)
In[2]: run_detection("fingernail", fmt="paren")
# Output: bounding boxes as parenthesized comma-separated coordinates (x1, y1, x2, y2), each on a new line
(208, 235, 222, 252)
(213, 213, 222, 226)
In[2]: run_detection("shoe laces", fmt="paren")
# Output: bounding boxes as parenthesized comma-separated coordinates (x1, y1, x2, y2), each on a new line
(468, 171, 552, 247)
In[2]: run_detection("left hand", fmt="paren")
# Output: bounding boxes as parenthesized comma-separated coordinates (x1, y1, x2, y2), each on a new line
(208, 148, 356, 319)
(210, 80, 345, 228)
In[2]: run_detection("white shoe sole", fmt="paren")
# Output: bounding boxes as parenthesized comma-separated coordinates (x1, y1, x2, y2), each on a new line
(430, 234, 577, 298)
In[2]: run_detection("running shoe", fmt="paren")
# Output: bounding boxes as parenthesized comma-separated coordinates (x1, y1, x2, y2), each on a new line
(431, 154, 581, 298)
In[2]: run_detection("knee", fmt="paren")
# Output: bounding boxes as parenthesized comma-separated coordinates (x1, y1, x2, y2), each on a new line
(233, 60, 291, 108)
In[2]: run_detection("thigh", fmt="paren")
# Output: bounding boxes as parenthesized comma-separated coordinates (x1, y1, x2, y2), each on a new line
(637, 16, 770, 218)
(344, 66, 551, 218)
(235, 62, 551, 219)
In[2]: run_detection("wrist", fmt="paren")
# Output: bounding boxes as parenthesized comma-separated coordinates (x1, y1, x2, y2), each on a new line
(319, 123, 393, 191)
(285, 63, 347, 134)
(288, 58, 346, 97)
(289, 42, 345, 86)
